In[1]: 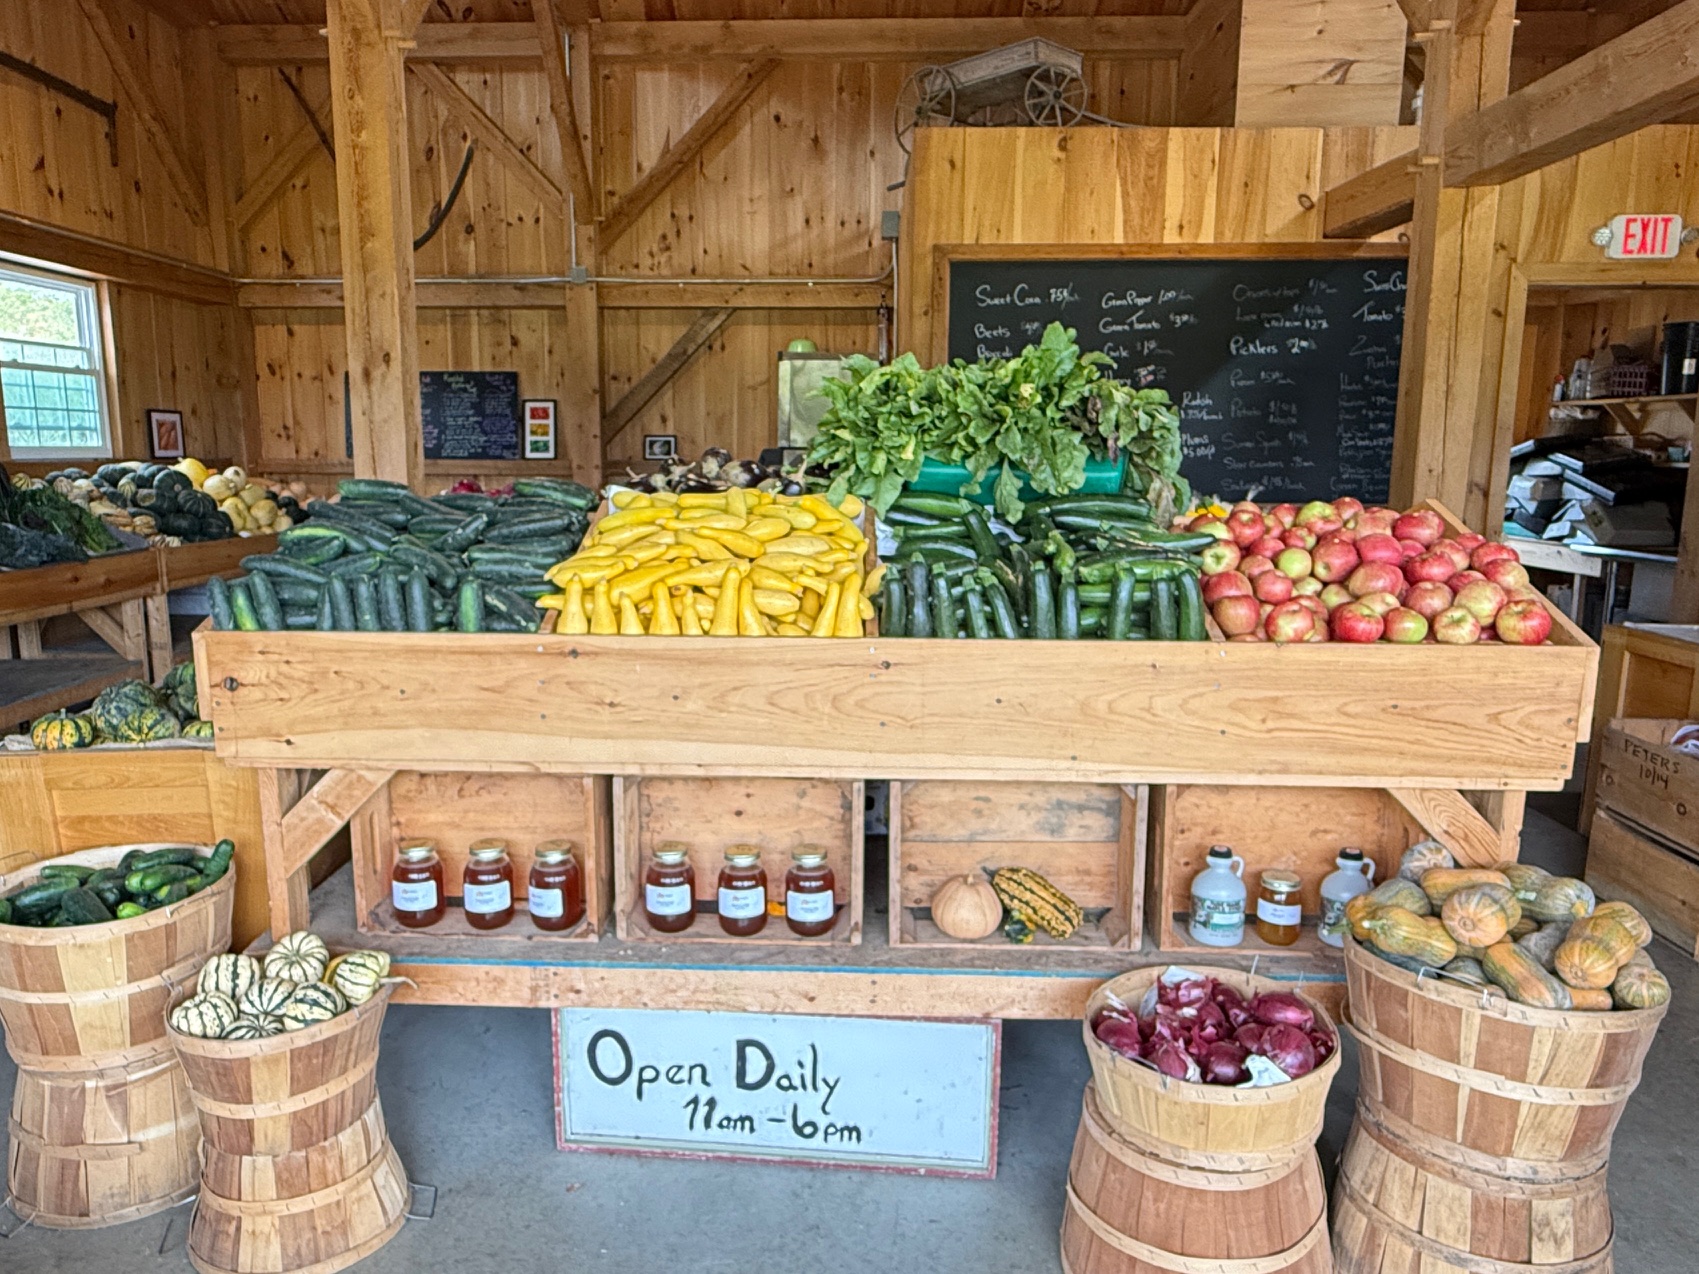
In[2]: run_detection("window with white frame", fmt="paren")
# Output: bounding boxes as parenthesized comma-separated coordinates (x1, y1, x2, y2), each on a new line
(0, 264, 111, 458)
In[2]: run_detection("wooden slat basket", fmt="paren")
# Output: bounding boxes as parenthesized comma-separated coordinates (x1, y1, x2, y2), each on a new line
(0, 844, 232, 1228)
(167, 983, 409, 1274)
(1081, 968, 1342, 1172)
(1342, 936, 1666, 1179)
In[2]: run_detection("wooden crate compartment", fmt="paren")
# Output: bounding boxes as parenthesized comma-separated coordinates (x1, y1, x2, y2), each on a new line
(1150, 785, 1431, 957)
(1586, 806, 1699, 959)
(889, 780, 1147, 951)
(612, 776, 863, 945)
(351, 772, 612, 942)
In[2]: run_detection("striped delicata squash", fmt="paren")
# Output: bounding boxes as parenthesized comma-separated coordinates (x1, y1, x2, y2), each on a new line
(990, 867, 1082, 941)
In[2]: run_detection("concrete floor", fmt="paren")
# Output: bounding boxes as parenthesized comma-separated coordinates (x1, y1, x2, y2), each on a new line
(3, 807, 1695, 1272)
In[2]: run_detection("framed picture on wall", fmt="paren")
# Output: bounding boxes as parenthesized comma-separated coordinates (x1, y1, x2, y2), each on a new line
(643, 434, 678, 461)
(523, 399, 557, 460)
(146, 409, 184, 459)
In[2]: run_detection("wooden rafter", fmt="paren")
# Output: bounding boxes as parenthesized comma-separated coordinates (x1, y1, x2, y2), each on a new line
(236, 278, 888, 310)
(126, 0, 225, 25)
(75, 0, 208, 226)
(1323, 151, 1418, 237)
(400, 0, 435, 35)
(409, 63, 563, 208)
(598, 59, 778, 247)
(533, 0, 594, 220)
(603, 309, 733, 445)
(233, 96, 335, 229)
(0, 212, 233, 306)
(1388, 788, 1506, 867)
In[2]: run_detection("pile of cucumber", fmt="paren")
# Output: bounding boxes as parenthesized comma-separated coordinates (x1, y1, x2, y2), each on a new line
(206, 478, 594, 634)
(0, 841, 234, 927)
(878, 492, 1211, 640)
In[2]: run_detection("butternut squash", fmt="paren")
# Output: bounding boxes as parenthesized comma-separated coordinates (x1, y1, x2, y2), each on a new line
(1363, 907, 1457, 968)
(1365, 877, 1432, 917)
(1419, 867, 1510, 907)
(1441, 883, 1522, 948)
(1553, 936, 1623, 990)
(1566, 987, 1615, 1012)
(1591, 900, 1652, 949)
(1482, 941, 1573, 1010)
(1611, 954, 1671, 1010)
(1518, 875, 1596, 923)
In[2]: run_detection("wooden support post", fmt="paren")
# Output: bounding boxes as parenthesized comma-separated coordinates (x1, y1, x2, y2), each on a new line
(326, 0, 424, 490)
(257, 768, 311, 938)
(535, 0, 595, 220)
(1177, 0, 1242, 125)
(144, 594, 173, 684)
(602, 309, 733, 450)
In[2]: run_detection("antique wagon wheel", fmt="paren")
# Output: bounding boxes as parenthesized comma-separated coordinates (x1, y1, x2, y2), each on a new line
(1023, 65, 1087, 128)
(894, 65, 957, 154)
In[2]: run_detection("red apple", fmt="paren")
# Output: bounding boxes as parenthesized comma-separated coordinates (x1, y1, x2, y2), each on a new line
(1254, 570, 1295, 604)
(1240, 554, 1276, 580)
(1446, 570, 1486, 593)
(1455, 580, 1508, 624)
(1229, 634, 1263, 643)
(1495, 599, 1553, 645)
(1432, 606, 1482, 645)
(1282, 527, 1317, 551)
(1202, 570, 1253, 605)
(1292, 576, 1324, 597)
(1199, 540, 1243, 576)
(1333, 496, 1366, 524)
(1191, 519, 1232, 542)
(1189, 513, 1222, 532)
(1355, 532, 1403, 565)
(1319, 583, 1355, 611)
(1354, 507, 1399, 537)
(1311, 538, 1361, 583)
(1478, 629, 1501, 643)
(1454, 532, 1486, 554)
(1275, 547, 1313, 579)
(1404, 551, 1456, 586)
(1404, 580, 1454, 620)
(1306, 623, 1331, 643)
(1432, 539, 1471, 574)
(1393, 509, 1445, 546)
(1268, 503, 1299, 529)
(1331, 601, 1385, 643)
(1481, 558, 1530, 590)
(1357, 591, 1402, 617)
(1470, 542, 1518, 571)
(1505, 583, 1544, 604)
(1250, 534, 1286, 560)
(1347, 561, 1406, 598)
(1383, 607, 1430, 643)
(1265, 601, 1317, 644)
(1294, 595, 1329, 620)
(1295, 500, 1338, 528)
(1308, 516, 1346, 538)
(1226, 508, 1266, 547)
(1212, 594, 1264, 638)
(1398, 538, 1427, 559)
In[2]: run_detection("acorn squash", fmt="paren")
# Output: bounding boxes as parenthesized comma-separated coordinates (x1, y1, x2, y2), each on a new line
(1611, 954, 1671, 1010)
(29, 710, 95, 750)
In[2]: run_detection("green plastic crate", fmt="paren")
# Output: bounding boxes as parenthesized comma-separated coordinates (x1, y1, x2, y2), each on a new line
(908, 452, 1127, 505)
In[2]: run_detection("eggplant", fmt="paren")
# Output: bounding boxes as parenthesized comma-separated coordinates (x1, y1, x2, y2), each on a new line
(725, 459, 767, 488)
(697, 447, 732, 480)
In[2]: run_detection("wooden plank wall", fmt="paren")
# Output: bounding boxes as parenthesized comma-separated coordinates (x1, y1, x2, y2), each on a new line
(0, 0, 247, 461)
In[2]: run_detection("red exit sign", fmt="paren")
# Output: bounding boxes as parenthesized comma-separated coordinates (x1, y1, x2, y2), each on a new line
(1602, 213, 1686, 259)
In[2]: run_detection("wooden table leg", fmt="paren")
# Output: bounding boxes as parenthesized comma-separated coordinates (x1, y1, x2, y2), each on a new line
(258, 767, 312, 939)
(145, 593, 174, 684)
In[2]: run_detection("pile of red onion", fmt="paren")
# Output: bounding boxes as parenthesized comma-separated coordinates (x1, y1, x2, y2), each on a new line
(1091, 977, 1335, 1085)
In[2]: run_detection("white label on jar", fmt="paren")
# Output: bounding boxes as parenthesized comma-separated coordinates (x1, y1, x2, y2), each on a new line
(786, 890, 835, 923)
(464, 880, 512, 915)
(1191, 897, 1243, 933)
(529, 886, 564, 920)
(718, 885, 767, 919)
(1257, 898, 1302, 927)
(392, 879, 437, 912)
(645, 883, 692, 917)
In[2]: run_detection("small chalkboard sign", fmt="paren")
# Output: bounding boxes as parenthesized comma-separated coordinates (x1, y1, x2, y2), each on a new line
(945, 249, 1406, 503)
(343, 371, 523, 462)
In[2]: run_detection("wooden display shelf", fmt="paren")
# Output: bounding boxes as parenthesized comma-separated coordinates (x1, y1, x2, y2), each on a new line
(1155, 913, 1343, 961)
(364, 899, 595, 943)
(0, 652, 144, 727)
(157, 536, 259, 591)
(612, 776, 864, 946)
(0, 549, 160, 626)
(889, 780, 1146, 951)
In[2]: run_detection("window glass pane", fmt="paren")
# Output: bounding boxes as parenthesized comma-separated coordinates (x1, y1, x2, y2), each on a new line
(0, 275, 81, 344)
(0, 269, 107, 453)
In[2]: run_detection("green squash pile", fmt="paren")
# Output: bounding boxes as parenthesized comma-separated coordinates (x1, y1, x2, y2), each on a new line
(27, 661, 213, 751)
(169, 933, 392, 1041)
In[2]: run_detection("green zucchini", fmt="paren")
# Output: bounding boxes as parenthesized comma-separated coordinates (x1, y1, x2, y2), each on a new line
(892, 492, 972, 518)
(962, 509, 1002, 561)
(977, 572, 1021, 639)
(880, 506, 949, 529)
(37, 863, 94, 883)
(1029, 564, 1057, 640)
(327, 576, 357, 631)
(893, 523, 975, 546)
(336, 478, 411, 501)
(455, 579, 487, 633)
(229, 579, 262, 632)
(198, 840, 235, 884)
(1151, 577, 1179, 641)
(405, 569, 433, 633)
(1109, 568, 1138, 641)
(484, 515, 580, 544)
(880, 575, 908, 637)
(511, 477, 596, 509)
(396, 490, 460, 521)
(351, 575, 382, 631)
(905, 559, 933, 638)
(130, 847, 198, 870)
(435, 513, 491, 555)
(930, 573, 961, 638)
(390, 542, 459, 589)
(376, 570, 407, 632)
(1176, 569, 1206, 642)
(243, 554, 330, 586)
(273, 580, 323, 608)
(207, 575, 237, 631)
(1058, 574, 1081, 640)
(324, 551, 387, 577)
(1030, 494, 1154, 520)
(247, 570, 285, 630)
(963, 587, 992, 639)
(334, 500, 411, 529)
(315, 589, 336, 631)
(10, 877, 77, 914)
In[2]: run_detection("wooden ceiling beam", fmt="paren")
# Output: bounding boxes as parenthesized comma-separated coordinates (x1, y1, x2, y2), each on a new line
(409, 62, 564, 208)
(233, 96, 334, 229)
(400, 0, 435, 36)
(1323, 149, 1418, 237)
(534, 0, 595, 221)
(124, 0, 225, 25)
(1445, 0, 1699, 186)
(598, 58, 778, 248)
(603, 309, 733, 446)
(75, 0, 208, 226)
(0, 212, 233, 307)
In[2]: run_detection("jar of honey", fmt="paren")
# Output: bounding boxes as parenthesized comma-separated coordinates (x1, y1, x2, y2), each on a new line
(463, 839, 515, 931)
(644, 843, 695, 933)
(784, 847, 836, 937)
(390, 839, 444, 929)
(1255, 870, 1303, 947)
(717, 847, 768, 937)
(528, 840, 584, 932)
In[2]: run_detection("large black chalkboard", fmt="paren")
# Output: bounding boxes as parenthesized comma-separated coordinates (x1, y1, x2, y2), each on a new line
(947, 253, 1406, 503)
(343, 371, 524, 462)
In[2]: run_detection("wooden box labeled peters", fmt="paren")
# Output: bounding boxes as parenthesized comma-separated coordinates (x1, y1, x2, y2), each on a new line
(351, 771, 613, 941)
(1592, 717, 1699, 855)
(888, 780, 1147, 950)
(1585, 806, 1699, 959)
(612, 776, 863, 945)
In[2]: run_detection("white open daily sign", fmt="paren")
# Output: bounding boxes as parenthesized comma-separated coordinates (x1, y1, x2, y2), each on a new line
(555, 1008, 1000, 1176)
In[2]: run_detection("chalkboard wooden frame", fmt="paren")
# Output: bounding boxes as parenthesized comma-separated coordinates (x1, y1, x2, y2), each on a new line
(927, 241, 1408, 364)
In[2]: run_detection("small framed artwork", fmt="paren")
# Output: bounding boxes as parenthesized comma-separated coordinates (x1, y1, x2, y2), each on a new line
(146, 409, 184, 459)
(523, 399, 557, 460)
(643, 433, 678, 462)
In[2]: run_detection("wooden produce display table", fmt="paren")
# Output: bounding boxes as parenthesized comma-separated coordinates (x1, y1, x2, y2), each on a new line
(193, 587, 1597, 1019)
(150, 537, 257, 674)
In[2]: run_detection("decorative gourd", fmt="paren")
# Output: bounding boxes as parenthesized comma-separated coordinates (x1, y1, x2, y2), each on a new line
(89, 680, 163, 739)
(264, 930, 329, 984)
(1565, 914, 1639, 965)
(1482, 941, 1572, 1010)
(170, 991, 239, 1038)
(1398, 840, 1455, 882)
(1516, 923, 1567, 970)
(1363, 907, 1457, 967)
(327, 950, 390, 1005)
(928, 875, 1004, 940)
(223, 1015, 285, 1040)
(1442, 956, 1487, 987)
(1519, 875, 1596, 923)
(183, 719, 215, 739)
(1591, 900, 1652, 948)
(1366, 877, 1432, 917)
(1554, 936, 1624, 990)
(239, 977, 296, 1019)
(163, 659, 198, 720)
(1419, 868, 1510, 907)
(989, 867, 1082, 940)
(1566, 987, 1615, 1011)
(280, 981, 347, 1031)
(1611, 955, 1671, 1010)
(1345, 894, 1381, 942)
(29, 710, 95, 750)
(1495, 861, 1552, 895)
(110, 703, 181, 744)
(198, 953, 261, 1002)
(1440, 883, 1522, 948)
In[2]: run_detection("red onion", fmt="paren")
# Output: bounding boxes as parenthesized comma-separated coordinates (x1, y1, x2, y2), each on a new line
(1191, 1000, 1227, 1046)
(1147, 1038, 1202, 1082)
(1248, 992, 1316, 1033)
(1095, 1017, 1145, 1060)
(1148, 1006, 1189, 1045)
(1161, 978, 1213, 1010)
(1234, 1023, 1266, 1052)
(1255, 1023, 1317, 1078)
(1212, 982, 1246, 1014)
(1201, 1040, 1250, 1085)
(1308, 1028, 1336, 1063)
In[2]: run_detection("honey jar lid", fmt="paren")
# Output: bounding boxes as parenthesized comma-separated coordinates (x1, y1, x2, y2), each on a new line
(397, 839, 437, 862)
(654, 842, 690, 864)
(791, 846, 827, 867)
(1261, 869, 1301, 891)
(724, 845, 762, 867)
(535, 840, 577, 865)
(468, 838, 510, 861)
